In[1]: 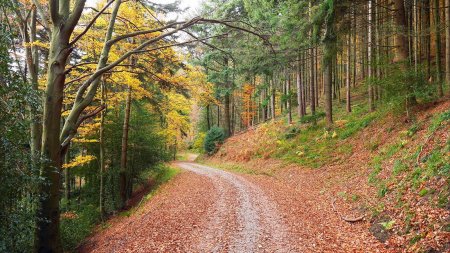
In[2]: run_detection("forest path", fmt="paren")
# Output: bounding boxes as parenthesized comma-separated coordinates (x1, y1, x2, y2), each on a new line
(176, 162, 292, 252)
(79, 162, 293, 253)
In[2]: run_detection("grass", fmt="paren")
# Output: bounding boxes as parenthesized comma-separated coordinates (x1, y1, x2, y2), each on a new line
(268, 101, 388, 169)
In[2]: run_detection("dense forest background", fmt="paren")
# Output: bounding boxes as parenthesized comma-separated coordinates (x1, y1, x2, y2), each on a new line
(0, 0, 449, 252)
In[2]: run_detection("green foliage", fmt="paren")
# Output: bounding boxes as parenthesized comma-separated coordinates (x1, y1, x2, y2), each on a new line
(299, 112, 326, 124)
(373, 63, 437, 113)
(339, 111, 378, 139)
(192, 132, 206, 152)
(61, 205, 100, 251)
(0, 14, 42, 252)
(204, 127, 226, 154)
(283, 126, 301, 139)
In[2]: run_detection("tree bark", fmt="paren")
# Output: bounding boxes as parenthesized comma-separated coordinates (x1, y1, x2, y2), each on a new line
(346, 32, 352, 112)
(368, 0, 375, 111)
(296, 55, 305, 118)
(423, 0, 432, 79)
(271, 78, 276, 119)
(446, 0, 450, 85)
(286, 71, 292, 124)
(33, 0, 85, 248)
(434, 0, 444, 96)
(323, 0, 335, 127)
(99, 79, 106, 217)
(120, 85, 132, 208)
(206, 104, 211, 130)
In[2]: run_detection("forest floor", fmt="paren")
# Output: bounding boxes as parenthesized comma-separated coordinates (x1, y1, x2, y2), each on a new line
(78, 161, 386, 252)
(79, 162, 383, 252)
(79, 100, 449, 253)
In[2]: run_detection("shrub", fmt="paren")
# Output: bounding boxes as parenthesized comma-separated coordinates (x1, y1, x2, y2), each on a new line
(204, 127, 226, 154)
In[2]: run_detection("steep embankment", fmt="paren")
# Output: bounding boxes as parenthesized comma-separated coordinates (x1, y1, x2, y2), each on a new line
(204, 99, 450, 252)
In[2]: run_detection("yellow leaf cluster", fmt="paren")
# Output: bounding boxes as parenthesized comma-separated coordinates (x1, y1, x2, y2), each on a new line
(62, 155, 96, 169)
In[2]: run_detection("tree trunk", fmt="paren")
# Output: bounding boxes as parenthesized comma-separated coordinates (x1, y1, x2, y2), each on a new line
(120, 86, 132, 208)
(346, 32, 352, 112)
(446, 0, 450, 85)
(393, 0, 416, 106)
(271, 78, 276, 119)
(434, 0, 444, 96)
(99, 80, 106, 217)
(368, 0, 375, 111)
(310, 48, 316, 115)
(35, 21, 72, 253)
(286, 71, 292, 124)
(296, 55, 305, 117)
(423, 0, 431, 79)
(206, 104, 211, 130)
(323, 0, 335, 127)
(64, 145, 70, 206)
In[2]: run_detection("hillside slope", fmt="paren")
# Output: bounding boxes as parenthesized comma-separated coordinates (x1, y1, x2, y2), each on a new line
(203, 99, 450, 252)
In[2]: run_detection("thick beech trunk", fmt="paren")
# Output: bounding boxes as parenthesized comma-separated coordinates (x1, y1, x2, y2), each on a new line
(35, 22, 72, 253)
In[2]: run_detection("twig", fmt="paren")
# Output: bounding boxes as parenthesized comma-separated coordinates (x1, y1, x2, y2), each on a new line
(331, 198, 365, 223)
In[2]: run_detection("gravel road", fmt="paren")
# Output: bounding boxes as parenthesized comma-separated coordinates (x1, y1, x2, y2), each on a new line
(176, 162, 292, 253)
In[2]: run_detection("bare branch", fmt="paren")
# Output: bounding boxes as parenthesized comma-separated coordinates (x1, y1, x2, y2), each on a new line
(69, 0, 115, 45)
(134, 34, 225, 54)
(65, 62, 98, 74)
(106, 21, 184, 46)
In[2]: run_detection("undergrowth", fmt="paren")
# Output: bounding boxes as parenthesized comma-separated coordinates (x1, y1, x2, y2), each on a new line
(269, 102, 387, 168)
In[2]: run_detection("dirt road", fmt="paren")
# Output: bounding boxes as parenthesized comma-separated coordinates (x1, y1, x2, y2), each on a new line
(80, 162, 384, 253)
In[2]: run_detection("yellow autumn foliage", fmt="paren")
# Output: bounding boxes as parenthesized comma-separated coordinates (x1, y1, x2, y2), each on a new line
(62, 155, 96, 169)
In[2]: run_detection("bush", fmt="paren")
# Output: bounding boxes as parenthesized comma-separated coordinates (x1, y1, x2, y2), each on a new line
(61, 204, 100, 251)
(204, 127, 226, 154)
